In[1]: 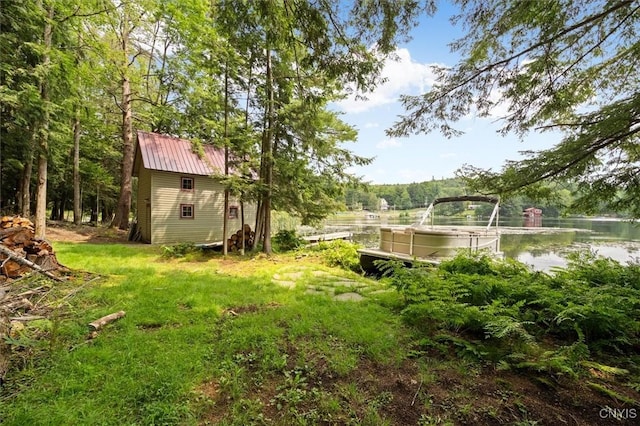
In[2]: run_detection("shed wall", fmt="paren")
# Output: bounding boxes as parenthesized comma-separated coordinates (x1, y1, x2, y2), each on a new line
(149, 171, 256, 245)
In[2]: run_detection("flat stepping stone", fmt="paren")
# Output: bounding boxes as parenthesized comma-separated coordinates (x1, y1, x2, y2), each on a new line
(273, 280, 296, 288)
(333, 292, 365, 302)
(274, 271, 306, 281)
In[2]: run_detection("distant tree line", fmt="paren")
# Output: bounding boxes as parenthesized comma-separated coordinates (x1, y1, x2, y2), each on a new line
(344, 178, 630, 218)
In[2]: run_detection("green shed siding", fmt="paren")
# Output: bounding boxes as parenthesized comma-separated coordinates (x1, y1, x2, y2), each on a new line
(149, 170, 256, 245)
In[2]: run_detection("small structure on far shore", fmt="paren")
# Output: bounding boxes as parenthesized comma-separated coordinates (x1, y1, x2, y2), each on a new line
(523, 207, 543, 217)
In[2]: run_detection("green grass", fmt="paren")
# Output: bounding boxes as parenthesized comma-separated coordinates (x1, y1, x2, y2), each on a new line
(0, 243, 411, 425)
(3, 243, 639, 425)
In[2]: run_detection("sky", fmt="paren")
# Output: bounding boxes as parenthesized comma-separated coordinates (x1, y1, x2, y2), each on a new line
(332, 3, 562, 185)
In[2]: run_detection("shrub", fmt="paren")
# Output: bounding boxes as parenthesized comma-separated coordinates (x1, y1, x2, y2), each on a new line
(315, 240, 362, 273)
(272, 230, 304, 252)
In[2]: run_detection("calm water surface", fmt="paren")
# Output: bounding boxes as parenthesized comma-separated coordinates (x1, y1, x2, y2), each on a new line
(322, 215, 640, 271)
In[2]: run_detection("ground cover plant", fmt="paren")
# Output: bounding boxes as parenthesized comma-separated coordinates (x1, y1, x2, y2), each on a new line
(1, 234, 639, 425)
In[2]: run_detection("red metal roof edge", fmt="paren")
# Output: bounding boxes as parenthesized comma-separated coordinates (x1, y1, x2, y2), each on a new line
(136, 131, 226, 176)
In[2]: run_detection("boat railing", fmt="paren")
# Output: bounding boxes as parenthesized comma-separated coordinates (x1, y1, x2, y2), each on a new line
(486, 201, 500, 231)
(415, 204, 435, 226)
(415, 195, 500, 230)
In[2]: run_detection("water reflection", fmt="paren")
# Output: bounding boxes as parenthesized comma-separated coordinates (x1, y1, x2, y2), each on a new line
(322, 215, 640, 272)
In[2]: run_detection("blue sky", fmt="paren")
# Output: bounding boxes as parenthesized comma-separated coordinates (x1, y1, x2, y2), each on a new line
(333, 4, 561, 184)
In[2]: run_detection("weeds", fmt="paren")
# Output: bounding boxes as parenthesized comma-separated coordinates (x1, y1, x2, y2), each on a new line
(161, 242, 197, 258)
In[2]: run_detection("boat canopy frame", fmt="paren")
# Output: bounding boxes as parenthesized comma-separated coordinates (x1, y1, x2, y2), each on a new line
(417, 195, 500, 230)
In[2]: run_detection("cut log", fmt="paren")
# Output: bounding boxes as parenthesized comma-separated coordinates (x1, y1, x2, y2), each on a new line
(0, 226, 28, 240)
(3, 229, 35, 247)
(88, 310, 126, 331)
(0, 245, 62, 281)
(1, 258, 28, 278)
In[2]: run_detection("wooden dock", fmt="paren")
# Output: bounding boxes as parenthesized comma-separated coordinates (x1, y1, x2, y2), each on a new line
(358, 247, 441, 272)
(302, 231, 352, 244)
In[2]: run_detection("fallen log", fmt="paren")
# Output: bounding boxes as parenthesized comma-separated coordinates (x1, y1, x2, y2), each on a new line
(88, 310, 126, 331)
(9, 315, 46, 322)
(0, 245, 62, 281)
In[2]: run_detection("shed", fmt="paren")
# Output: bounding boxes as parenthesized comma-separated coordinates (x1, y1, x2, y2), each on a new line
(132, 131, 256, 244)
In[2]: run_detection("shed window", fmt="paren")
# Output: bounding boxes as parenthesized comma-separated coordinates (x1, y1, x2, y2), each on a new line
(180, 204, 194, 219)
(228, 206, 239, 219)
(181, 177, 194, 191)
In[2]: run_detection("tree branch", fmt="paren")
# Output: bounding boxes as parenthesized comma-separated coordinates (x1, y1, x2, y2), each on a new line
(428, 0, 634, 106)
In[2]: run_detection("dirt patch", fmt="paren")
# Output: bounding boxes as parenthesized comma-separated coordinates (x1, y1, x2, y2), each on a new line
(197, 344, 639, 425)
(222, 302, 282, 317)
(45, 221, 129, 244)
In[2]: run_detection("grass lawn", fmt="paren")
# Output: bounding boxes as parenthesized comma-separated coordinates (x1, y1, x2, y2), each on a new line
(1, 241, 639, 425)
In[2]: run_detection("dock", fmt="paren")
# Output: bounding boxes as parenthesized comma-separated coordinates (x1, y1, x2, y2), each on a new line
(302, 231, 352, 244)
(358, 247, 441, 272)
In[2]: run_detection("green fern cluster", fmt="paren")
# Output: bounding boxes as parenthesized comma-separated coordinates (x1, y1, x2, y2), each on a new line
(381, 251, 640, 376)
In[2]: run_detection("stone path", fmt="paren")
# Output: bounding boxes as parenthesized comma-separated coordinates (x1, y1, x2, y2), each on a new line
(271, 267, 390, 302)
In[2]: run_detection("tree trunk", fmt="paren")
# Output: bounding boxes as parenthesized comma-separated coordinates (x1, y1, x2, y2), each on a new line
(112, 8, 133, 230)
(261, 46, 274, 254)
(73, 110, 81, 225)
(240, 201, 245, 255)
(49, 199, 58, 220)
(101, 204, 113, 224)
(254, 199, 263, 246)
(20, 141, 34, 218)
(90, 208, 98, 225)
(222, 64, 229, 255)
(34, 4, 54, 240)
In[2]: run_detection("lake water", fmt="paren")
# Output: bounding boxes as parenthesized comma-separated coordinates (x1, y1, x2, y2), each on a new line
(320, 215, 640, 271)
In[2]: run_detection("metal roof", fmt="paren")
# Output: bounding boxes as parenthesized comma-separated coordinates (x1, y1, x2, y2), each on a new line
(136, 131, 226, 176)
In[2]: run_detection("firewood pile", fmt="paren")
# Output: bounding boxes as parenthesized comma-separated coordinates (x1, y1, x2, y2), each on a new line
(226, 224, 255, 252)
(0, 216, 63, 282)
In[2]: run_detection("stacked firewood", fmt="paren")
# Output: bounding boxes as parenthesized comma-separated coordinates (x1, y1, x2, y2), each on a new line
(226, 224, 255, 252)
(0, 216, 67, 382)
(0, 216, 62, 281)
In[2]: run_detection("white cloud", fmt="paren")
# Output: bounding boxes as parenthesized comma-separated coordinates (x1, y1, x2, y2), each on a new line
(363, 122, 380, 128)
(336, 48, 440, 114)
(376, 138, 403, 149)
